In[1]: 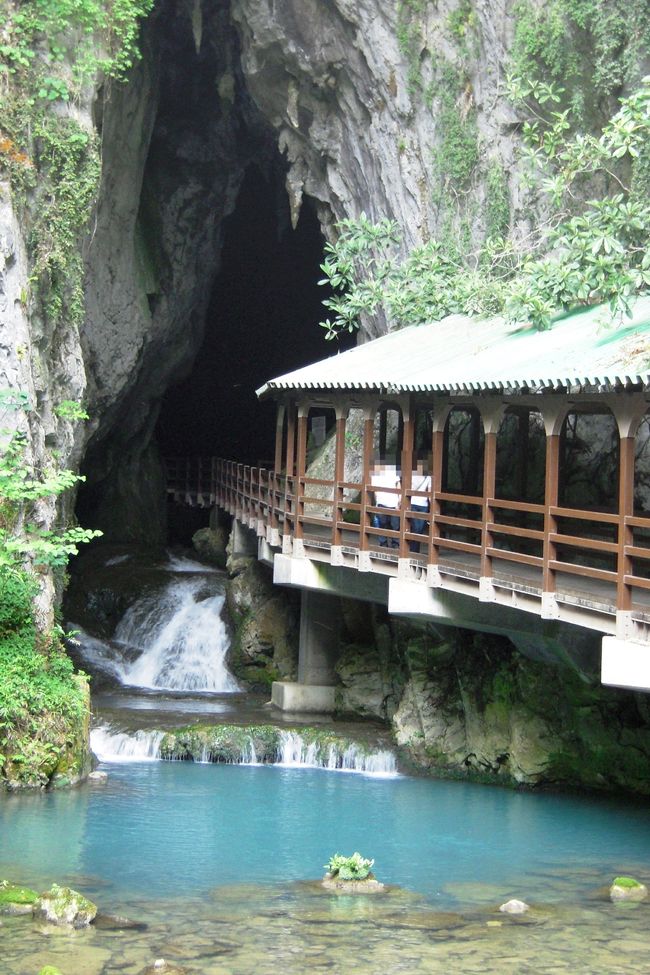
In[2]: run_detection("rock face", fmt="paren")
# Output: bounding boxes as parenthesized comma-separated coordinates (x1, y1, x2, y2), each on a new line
(225, 540, 299, 686)
(191, 526, 228, 569)
(0, 881, 39, 916)
(337, 622, 650, 793)
(36, 884, 97, 927)
(610, 878, 649, 902)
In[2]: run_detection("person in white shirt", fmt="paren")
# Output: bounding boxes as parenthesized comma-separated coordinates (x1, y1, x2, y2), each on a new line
(408, 461, 431, 552)
(370, 463, 400, 547)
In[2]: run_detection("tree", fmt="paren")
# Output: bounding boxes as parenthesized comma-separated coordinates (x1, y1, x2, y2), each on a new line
(319, 76, 650, 338)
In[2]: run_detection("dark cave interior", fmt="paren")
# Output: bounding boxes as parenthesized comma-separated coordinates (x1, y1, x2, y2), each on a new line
(155, 165, 343, 466)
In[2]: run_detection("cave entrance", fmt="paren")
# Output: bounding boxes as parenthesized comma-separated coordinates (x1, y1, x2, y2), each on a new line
(156, 165, 347, 541)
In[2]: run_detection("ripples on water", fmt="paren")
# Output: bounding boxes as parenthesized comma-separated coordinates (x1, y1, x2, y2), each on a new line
(1, 762, 650, 974)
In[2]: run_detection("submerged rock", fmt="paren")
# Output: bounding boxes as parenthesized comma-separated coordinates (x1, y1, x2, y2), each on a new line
(36, 884, 97, 927)
(499, 898, 530, 914)
(88, 770, 108, 782)
(321, 875, 386, 894)
(0, 881, 39, 915)
(610, 877, 648, 902)
(192, 527, 228, 568)
(94, 912, 148, 931)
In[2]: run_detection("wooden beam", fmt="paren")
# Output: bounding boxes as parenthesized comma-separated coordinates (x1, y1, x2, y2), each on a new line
(618, 436, 635, 611)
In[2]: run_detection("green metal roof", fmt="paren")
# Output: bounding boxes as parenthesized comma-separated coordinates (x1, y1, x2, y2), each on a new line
(257, 297, 650, 398)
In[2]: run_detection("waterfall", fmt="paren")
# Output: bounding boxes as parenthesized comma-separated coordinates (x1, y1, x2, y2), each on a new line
(114, 575, 239, 692)
(91, 726, 165, 762)
(72, 558, 240, 693)
(91, 725, 398, 776)
(276, 731, 397, 775)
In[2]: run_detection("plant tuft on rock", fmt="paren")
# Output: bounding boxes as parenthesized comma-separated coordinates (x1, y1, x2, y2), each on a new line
(324, 852, 375, 881)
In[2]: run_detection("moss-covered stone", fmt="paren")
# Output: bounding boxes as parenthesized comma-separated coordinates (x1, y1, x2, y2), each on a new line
(36, 883, 97, 927)
(38, 967, 64, 975)
(610, 877, 648, 902)
(0, 880, 39, 915)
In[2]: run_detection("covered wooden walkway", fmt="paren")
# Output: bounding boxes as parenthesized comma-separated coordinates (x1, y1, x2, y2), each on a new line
(167, 299, 650, 690)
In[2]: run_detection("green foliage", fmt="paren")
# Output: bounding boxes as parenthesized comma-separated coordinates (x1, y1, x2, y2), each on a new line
(484, 161, 510, 241)
(0, 0, 153, 329)
(0, 564, 88, 787)
(396, 0, 427, 96)
(54, 400, 89, 421)
(510, 0, 650, 124)
(325, 852, 375, 881)
(319, 77, 650, 336)
(0, 423, 102, 567)
(431, 67, 479, 191)
(0, 567, 36, 633)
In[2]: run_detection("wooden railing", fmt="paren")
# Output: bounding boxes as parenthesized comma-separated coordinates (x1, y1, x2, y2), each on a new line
(165, 457, 650, 617)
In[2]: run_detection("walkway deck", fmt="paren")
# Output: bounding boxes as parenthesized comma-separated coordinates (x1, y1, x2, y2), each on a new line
(165, 457, 650, 647)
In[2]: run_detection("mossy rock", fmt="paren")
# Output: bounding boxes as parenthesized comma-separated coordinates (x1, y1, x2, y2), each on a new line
(36, 883, 97, 927)
(0, 880, 39, 915)
(610, 877, 648, 901)
(38, 967, 64, 975)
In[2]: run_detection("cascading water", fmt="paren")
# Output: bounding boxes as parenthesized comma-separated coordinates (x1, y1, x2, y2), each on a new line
(71, 556, 240, 693)
(113, 575, 239, 691)
(91, 724, 399, 776)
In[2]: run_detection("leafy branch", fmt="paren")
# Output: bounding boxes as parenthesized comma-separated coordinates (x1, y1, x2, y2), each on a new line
(319, 76, 650, 336)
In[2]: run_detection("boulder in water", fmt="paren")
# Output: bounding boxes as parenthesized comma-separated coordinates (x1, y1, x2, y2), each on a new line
(88, 770, 108, 782)
(0, 880, 39, 915)
(36, 884, 97, 927)
(499, 898, 530, 914)
(610, 877, 648, 902)
(192, 527, 228, 568)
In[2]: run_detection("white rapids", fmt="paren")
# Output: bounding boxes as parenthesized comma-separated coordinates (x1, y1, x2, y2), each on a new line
(91, 725, 398, 777)
(73, 558, 240, 693)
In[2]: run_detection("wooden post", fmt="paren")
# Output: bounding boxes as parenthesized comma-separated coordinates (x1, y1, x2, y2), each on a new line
(543, 432, 560, 596)
(618, 435, 636, 612)
(295, 411, 308, 540)
(430, 425, 445, 567)
(360, 414, 374, 552)
(400, 406, 415, 558)
(482, 430, 497, 581)
(271, 405, 285, 532)
(333, 413, 347, 545)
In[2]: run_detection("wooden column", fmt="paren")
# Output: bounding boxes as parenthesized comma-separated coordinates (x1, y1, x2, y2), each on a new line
(267, 406, 283, 533)
(399, 407, 415, 558)
(617, 435, 636, 612)
(295, 410, 308, 540)
(359, 414, 374, 552)
(283, 405, 296, 535)
(542, 432, 560, 596)
(430, 415, 447, 567)
(333, 412, 347, 545)
(273, 404, 285, 472)
(482, 430, 497, 581)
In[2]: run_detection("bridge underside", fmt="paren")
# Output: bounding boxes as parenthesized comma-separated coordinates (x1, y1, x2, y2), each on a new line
(220, 523, 650, 713)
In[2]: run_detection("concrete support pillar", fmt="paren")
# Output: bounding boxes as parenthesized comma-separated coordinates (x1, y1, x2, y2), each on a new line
(271, 589, 340, 713)
(297, 589, 340, 685)
(231, 519, 258, 558)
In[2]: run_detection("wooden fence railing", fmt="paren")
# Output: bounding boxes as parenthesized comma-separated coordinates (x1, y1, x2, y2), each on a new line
(165, 457, 650, 616)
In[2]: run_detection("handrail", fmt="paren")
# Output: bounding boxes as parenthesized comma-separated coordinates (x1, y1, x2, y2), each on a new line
(166, 456, 650, 617)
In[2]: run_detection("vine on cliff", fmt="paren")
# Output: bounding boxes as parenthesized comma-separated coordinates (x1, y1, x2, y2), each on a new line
(320, 76, 650, 336)
(0, 393, 98, 788)
(0, 0, 154, 327)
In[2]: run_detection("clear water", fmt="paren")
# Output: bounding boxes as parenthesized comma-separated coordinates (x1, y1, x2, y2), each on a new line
(2, 762, 650, 974)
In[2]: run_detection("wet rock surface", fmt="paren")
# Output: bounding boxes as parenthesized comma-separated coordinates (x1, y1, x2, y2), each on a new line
(36, 884, 97, 928)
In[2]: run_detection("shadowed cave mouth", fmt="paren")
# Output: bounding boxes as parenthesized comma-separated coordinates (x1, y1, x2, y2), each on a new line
(158, 166, 345, 541)
(76, 0, 355, 546)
